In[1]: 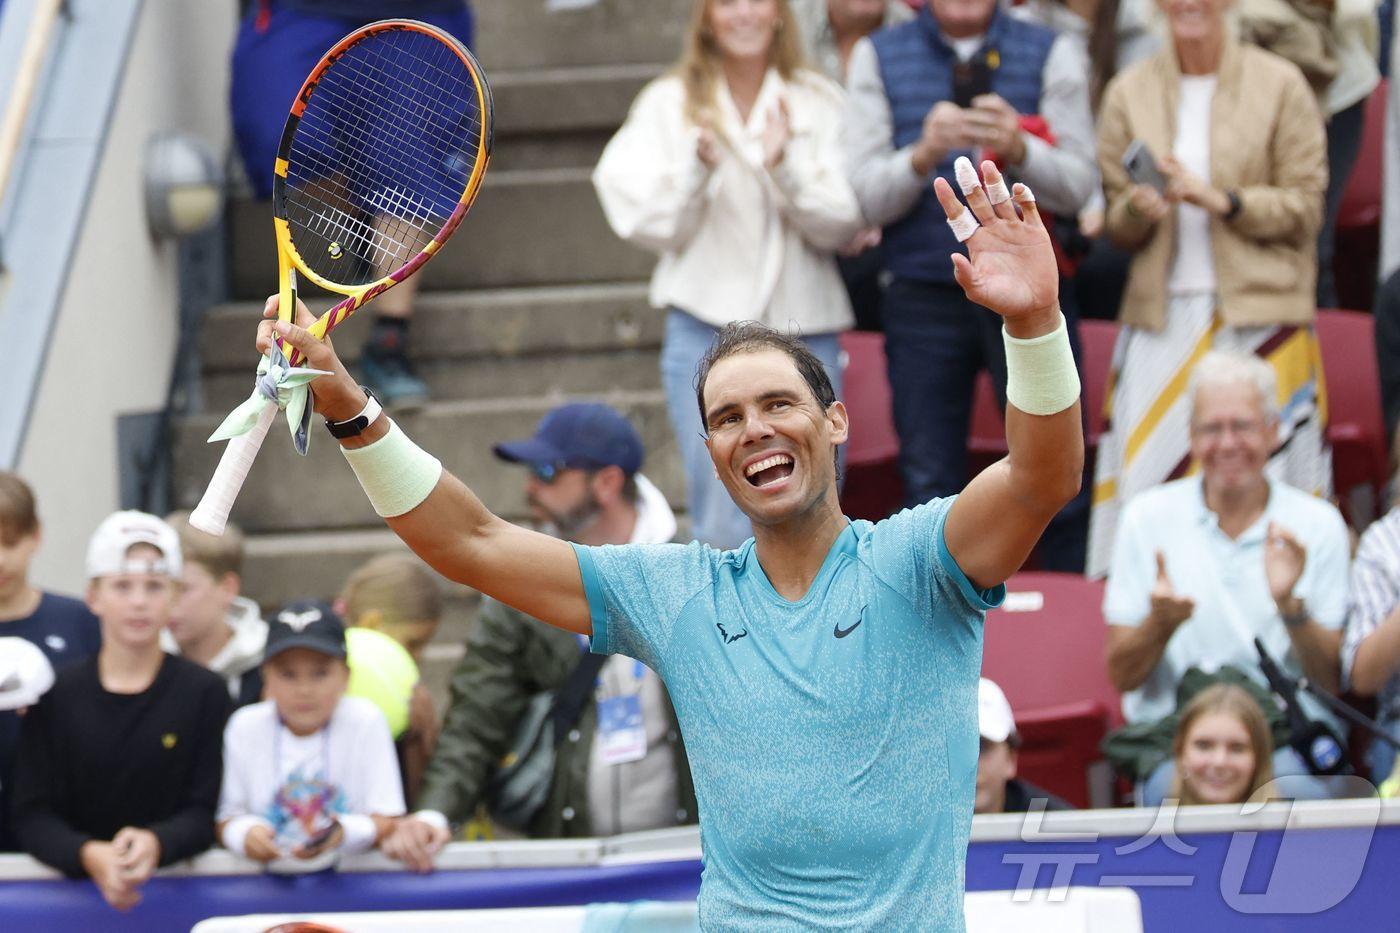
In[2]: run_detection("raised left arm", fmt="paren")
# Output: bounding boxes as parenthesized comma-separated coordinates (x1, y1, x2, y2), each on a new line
(936, 159, 1084, 590)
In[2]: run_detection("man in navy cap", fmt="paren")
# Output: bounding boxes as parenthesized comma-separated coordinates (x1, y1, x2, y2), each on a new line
(494, 403, 658, 544)
(383, 402, 694, 869)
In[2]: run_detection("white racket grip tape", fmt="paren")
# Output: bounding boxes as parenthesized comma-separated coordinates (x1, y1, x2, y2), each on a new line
(189, 404, 278, 536)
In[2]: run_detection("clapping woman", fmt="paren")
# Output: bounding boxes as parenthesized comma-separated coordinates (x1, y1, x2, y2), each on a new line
(593, 0, 863, 548)
(1087, 0, 1329, 575)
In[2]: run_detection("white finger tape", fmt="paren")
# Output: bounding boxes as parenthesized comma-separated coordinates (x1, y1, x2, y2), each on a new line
(947, 209, 980, 243)
(1014, 184, 1036, 204)
(986, 179, 1011, 204)
(954, 156, 980, 195)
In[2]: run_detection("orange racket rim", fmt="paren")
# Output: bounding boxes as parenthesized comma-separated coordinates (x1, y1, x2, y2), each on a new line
(270, 18, 493, 356)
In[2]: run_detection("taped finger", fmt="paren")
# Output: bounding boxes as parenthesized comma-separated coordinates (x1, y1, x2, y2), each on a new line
(953, 155, 997, 225)
(947, 206, 980, 243)
(954, 156, 981, 196)
(986, 179, 1011, 204)
(1012, 183, 1042, 226)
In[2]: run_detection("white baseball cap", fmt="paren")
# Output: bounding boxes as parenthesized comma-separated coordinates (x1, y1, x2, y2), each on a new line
(978, 677, 1017, 744)
(0, 638, 55, 711)
(85, 510, 182, 580)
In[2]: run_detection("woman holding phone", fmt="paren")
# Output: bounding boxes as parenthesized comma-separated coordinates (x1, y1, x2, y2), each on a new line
(592, 0, 863, 549)
(1085, 0, 1328, 576)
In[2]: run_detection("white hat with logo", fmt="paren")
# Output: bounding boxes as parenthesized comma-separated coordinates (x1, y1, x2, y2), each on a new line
(85, 510, 182, 580)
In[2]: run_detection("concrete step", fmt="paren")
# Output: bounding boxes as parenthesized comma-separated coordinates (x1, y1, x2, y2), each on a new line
(472, 0, 690, 72)
(198, 282, 663, 411)
(200, 282, 658, 374)
(171, 389, 681, 535)
(205, 346, 663, 413)
(228, 170, 653, 300)
(492, 62, 659, 136)
(241, 527, 475, 621)
(487, 64, 660, 171)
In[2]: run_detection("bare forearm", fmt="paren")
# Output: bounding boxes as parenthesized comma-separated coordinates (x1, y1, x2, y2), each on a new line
(1349, 609, 1400, 695)
(1106, 620, 1175, 692)
(1286, 620, 1342, 694)
(343, 418, 590, 634)
(945, 309, 1083, 587)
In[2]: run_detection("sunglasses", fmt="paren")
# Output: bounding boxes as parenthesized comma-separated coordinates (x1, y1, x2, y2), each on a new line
(528, 460, 605, 483)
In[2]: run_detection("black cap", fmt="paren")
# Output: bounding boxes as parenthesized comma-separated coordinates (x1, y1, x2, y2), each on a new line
(264, 599, 347, 662)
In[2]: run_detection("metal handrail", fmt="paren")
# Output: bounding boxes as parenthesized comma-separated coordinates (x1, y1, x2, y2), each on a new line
(0, 0, 67, 265)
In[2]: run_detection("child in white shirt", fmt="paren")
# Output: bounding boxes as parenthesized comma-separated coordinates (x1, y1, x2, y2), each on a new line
(217, 600, 404, 864)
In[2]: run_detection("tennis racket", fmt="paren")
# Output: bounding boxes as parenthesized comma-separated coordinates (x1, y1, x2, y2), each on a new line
(190, 19, 493, 535)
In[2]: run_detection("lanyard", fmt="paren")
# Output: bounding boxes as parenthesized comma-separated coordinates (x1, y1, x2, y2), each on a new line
(273, 714, 332, 787)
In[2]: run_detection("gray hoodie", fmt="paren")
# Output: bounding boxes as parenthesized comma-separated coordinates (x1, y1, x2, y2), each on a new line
(162, 596, 268, 705)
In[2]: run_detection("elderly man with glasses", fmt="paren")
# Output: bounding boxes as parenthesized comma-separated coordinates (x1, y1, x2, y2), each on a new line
(383, 403, 694, 869)
(1102, 351, 1351, 805)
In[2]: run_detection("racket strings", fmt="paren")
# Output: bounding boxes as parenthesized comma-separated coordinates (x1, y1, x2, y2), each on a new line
(283, 27, 485, 286)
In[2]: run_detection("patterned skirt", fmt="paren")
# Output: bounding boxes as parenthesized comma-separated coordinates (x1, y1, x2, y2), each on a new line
(1086, 292, 1332, 577)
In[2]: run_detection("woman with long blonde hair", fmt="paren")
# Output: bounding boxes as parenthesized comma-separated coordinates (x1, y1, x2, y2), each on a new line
(1167, 684, 1276, 806)
(594, 0, 864, 549)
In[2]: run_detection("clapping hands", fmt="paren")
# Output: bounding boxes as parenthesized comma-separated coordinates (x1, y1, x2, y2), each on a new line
(1149, 550, 1195, 632)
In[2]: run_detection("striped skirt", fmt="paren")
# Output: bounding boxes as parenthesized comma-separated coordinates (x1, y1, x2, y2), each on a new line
(1086, 293, 1332, 577)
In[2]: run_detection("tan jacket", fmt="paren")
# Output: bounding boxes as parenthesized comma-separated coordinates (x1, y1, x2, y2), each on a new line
(1098, 40, 1327, 332)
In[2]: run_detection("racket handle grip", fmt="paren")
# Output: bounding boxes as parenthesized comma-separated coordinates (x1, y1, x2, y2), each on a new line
(189, 404, 278, 536)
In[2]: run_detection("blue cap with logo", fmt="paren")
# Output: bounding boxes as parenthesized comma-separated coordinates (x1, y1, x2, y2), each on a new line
(264, 599, 347, 662)
(493, 402, 643, 476)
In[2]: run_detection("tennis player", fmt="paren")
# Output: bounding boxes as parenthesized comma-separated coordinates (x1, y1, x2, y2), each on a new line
(258, 159, 1082, 931)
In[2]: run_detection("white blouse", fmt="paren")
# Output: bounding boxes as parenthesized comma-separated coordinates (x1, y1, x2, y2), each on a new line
(593, 68, 862, 334)
(1168, 74, 1218, 296)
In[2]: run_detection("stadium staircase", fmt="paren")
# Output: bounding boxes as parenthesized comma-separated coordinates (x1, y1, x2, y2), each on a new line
(170, 0, 694, 692)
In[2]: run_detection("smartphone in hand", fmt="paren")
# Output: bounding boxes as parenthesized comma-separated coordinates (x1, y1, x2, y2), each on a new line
(952, 59, 994, 109)
(1122, 139, 1167, 193)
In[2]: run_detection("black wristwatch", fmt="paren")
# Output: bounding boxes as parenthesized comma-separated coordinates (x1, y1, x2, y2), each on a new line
(325, 387, 383, 438)
(1224, 190, 1242, 221)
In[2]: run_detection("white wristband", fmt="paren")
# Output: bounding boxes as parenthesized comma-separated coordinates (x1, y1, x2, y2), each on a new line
(222, 815, 274, 859)
(414, 810, 450, 832)
(341, 420, 443, 518)
(1003, 313, 1080, 416)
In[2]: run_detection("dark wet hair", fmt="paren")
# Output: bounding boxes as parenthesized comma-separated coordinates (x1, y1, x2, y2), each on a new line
(693, 322, 841, 477)
(693, 322, 837, 428)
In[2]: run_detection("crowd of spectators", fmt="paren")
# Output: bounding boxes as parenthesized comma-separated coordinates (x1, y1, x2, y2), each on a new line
(1, 0, 1398, 912)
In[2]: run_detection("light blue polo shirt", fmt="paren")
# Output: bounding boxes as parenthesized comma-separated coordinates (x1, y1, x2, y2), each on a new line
(1103, 476, 1351, 731)
(572, 498, 1004, 931)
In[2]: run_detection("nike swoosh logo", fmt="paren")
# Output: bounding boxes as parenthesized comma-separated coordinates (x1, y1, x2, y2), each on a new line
(834, 612, 864, 639)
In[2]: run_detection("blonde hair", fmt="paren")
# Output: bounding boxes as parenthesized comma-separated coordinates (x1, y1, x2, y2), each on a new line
(1169, 684, 1276, 806)
(165, 510, 244, 578)
(675, 0, 808, 130)
(341, 553, 442, 627)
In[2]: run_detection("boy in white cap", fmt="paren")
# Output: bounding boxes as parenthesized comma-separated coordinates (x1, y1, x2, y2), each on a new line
(9, 511, 230, 911)
(975, 677, 1074, 815)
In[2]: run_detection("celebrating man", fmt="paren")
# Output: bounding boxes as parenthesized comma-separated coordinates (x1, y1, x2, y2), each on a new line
(255, 160, 1082, 931)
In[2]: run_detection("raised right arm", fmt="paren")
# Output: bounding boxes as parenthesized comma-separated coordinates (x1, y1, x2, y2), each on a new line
(258, 302, 592, 636)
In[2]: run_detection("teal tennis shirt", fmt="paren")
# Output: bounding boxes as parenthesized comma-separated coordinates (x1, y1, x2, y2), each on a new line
(572, 498, 1005, 931)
